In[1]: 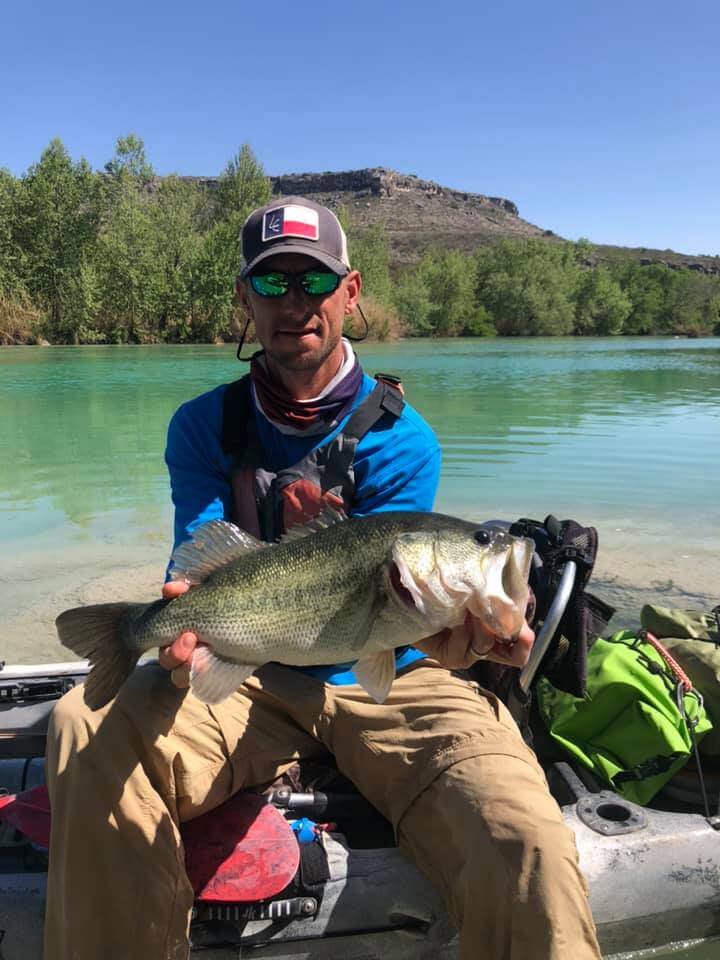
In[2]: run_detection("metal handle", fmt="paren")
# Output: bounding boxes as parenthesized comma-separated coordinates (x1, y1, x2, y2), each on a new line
(519, 560, 577, 694)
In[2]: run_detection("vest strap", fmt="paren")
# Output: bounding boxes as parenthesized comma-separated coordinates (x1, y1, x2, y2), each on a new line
(221, 375, 253, 458)
(340, 380, 405, 442)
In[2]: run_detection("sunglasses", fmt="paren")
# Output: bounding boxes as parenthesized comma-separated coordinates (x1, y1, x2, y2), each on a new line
(249, 270, 343, 298)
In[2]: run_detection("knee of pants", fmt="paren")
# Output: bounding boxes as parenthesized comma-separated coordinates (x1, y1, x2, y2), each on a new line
(458, 801, 586, 909)
(47, 663, 181, 757)
(401, 752, 582, 895)
(47, 682, 101, 750)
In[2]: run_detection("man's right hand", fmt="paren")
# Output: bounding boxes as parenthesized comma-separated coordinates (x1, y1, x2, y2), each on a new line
(159, 581, 200, 688)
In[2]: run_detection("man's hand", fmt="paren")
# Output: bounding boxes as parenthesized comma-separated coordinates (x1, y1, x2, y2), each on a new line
(158, 581, 200, 688)
(416, 613, 535, 671)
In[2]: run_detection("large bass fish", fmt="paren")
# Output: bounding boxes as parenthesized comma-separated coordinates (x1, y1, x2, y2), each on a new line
(57, 510, 533, 709)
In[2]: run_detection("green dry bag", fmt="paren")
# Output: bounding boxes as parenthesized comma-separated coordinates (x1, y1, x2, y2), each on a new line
(537, 630, 712, 805)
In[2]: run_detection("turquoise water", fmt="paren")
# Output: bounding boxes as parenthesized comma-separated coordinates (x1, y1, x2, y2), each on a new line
(1, 337, 719, 662)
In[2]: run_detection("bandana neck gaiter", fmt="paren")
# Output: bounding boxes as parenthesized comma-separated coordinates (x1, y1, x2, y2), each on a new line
(250, 341, 363, 435)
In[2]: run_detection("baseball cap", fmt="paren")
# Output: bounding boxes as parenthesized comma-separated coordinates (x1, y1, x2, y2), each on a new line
(239, 196, 351, 279)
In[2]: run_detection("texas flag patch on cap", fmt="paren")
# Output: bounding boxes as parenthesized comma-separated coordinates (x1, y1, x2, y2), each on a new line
(262, 204, 319, 242)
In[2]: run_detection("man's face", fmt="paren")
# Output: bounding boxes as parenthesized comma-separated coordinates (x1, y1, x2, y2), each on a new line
(237, 253, 361, 375)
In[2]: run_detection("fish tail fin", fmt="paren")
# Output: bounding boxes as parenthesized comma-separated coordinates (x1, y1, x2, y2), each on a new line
(55, 603, 148, 709)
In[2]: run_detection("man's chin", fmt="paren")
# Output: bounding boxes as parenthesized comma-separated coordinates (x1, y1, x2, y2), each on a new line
(267, 339, 339, 373)
(268, 349, 327, 372)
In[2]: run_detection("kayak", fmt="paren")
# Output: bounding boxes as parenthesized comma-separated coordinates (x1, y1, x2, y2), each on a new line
(1, 656, 719, 960)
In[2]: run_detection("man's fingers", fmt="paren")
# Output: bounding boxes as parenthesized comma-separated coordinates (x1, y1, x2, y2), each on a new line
(158, 631, 198, 671)
(162, 580, 191, 600)
(469, 616, 496, 658)
(416, 620, 477, 670)
(485, 622, 535, 668)
(158, 582, 197, 682)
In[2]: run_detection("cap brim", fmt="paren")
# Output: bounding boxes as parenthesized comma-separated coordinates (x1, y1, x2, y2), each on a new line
(240, 243, 349, 279)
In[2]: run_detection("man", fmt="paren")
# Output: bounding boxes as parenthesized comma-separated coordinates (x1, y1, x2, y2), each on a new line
(44, 197, 601, 960)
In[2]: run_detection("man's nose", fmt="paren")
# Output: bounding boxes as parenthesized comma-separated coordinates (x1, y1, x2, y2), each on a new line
(282, 282, 309, 311)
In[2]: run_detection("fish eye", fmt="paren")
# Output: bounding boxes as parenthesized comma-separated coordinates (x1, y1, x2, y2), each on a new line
(474, 529, 491, 545)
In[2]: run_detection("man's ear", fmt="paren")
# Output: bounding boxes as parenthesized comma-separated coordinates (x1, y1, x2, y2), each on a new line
(344, 270, 362, 315)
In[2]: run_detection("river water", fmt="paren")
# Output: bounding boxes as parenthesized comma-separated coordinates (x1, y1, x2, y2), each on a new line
(1, 337, 718, 662)
(1, 338, 720, 957)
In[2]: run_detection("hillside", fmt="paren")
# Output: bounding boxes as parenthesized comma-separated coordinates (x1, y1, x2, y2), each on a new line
(271, 168, 550, 261)
(241, 167, 720, 275)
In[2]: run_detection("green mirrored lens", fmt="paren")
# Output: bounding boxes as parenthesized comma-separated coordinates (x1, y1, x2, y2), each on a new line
(250, 273, 288, 297)
(299, 271, 341, 296)
(250, 271, 340, 298)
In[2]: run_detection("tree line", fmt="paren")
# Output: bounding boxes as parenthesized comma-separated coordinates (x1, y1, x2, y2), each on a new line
(1, 136, 718, 345)
(392, 240, 720, 338)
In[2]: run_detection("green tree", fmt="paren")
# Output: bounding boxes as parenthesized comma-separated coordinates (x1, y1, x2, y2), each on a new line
(0, 169, 22, 296)
(214, 144, 271, 229)
(573, 266, 631, 335)
(183, 145, 272, 341)
(612, 262, 666, 334)
(475, 239, 578, 335)
(394, 249, 490, 337)
(348, 222, 393, 306)
(393, 269, 434, 336)
(187, 220, 242, 342)
(149, 177, 203, 340)
(572, 237, 596, 265)
(661, 270, 720, 335)
(15, 139, 100, 342)
(104, 134, 154, 184)
(0, 170, 39, 343)
(94, 180, 162, 342)
(419, 249, 478, 336)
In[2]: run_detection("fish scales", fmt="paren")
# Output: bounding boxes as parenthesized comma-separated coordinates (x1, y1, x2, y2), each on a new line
(144, 512, 398, 663)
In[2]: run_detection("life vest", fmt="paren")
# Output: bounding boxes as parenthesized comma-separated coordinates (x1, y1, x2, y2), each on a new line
(220, 374, 405, 543)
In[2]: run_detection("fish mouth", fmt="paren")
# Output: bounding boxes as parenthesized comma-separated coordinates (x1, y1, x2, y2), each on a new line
(389, 535, 534, 639)
(469, 537, 533, 639)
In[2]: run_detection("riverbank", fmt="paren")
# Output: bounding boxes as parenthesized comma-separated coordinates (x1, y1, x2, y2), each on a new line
(3, 331, 716, 347)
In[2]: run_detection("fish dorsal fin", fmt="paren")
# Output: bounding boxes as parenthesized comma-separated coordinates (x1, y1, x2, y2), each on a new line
(169, 520, 267, 585)
(352, 650, 396, 704)
(190, 646, 256, 703)
(279, 504, 348, 543)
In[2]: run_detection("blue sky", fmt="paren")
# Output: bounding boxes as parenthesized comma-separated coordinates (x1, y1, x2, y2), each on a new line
(2, 0, 718, 255)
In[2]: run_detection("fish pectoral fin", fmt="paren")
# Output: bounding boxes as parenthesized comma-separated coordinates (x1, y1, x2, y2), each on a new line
(169, 520, 267, 585)
(353, 650, 397, 704)
(189, 647, 257, 703)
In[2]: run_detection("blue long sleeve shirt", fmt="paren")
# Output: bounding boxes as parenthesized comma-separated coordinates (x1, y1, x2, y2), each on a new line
(164, 372, 441, 685)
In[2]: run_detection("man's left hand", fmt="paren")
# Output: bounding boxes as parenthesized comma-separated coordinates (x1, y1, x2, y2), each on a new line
(416, 614, 535, 671)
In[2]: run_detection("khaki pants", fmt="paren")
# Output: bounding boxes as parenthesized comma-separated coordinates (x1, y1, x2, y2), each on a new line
(44, 660, 601, 960)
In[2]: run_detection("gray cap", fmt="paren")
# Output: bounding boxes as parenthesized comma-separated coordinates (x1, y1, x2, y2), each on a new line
(239, 196, 351, 278)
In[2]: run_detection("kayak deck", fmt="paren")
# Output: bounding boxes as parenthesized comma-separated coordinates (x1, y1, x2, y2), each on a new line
(1, 662, 720, 959)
